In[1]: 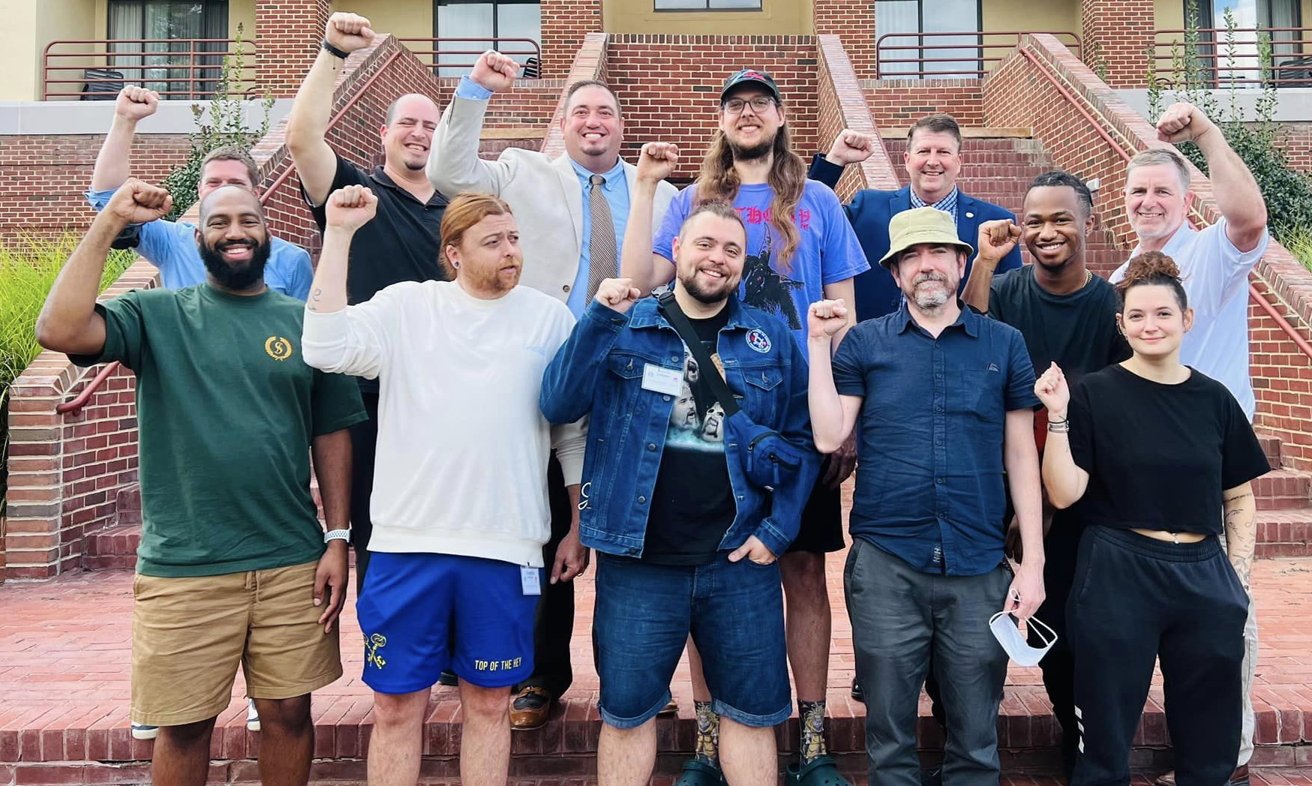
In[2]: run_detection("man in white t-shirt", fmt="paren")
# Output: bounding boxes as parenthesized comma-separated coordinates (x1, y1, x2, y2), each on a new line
(1110, 101, 1268, 786)
(301, 186, 587, 786)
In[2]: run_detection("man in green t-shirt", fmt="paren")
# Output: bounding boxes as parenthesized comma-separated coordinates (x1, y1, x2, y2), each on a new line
(37, 179, 366, 786)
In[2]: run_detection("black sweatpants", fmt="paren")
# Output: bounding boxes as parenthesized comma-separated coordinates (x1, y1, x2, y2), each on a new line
(1032, 512, 1082, 782)
(514, 455, 576, 699)
(1069, 526, 1247, 786)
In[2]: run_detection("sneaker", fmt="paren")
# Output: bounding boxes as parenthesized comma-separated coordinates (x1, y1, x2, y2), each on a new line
(850, 677, 864, 703)
(246, 698, 261, 733)
(130, 722, 158, 741)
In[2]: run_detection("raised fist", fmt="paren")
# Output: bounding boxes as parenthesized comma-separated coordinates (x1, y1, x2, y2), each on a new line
(825, 129, 875, 166)
(1156, 102, 1216, 145)
(469, 50, 519, 93)
(977, 219, 1021, 264)
(325, 12, 375, 55)
(808, 299, 849, 340)
(114, 86, 159, 122)
(105, 179, 172, 225)
(636, 143, 678, 184)
(324, 185, 378, 232)
(594, 277, 641, 314)
(1033, 362, 1070, 418)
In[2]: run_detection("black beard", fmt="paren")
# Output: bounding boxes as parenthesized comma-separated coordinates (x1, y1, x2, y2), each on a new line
(199, 238, 271, 291)
(729, 138, 774, 162)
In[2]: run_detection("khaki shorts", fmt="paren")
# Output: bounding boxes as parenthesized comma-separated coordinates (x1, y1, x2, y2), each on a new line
(131, 560, 342, 726)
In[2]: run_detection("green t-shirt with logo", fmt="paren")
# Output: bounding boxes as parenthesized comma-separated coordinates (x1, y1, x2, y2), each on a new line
(72, 285, 367, 578)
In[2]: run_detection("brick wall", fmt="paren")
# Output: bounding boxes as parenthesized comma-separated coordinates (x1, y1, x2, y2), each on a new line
(540, 0, 603, 79)
(1080, 0, 1155, 88)
(1272, 121, 1312, 175)
(815, 35, 899, 201)
(602, 36, 821, 183)
(3, 261, 157, 581)
(0, 135, 191, 241)
(255, 0, 332, 98)
(984, 34, 1312, 469)
(814, 0, 876, 80)
(864, 80, 986, 130)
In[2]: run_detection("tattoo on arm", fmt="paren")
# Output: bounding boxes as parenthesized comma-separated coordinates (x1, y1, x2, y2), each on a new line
(1223, 490, 1253, 503)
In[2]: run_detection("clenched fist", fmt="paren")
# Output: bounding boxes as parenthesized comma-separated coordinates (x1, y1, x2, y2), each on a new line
(1033, 362, 1070, 418)
(470, 50, 519, 92)
(636, 143, 678, 184)
(105, 179, 172, 226)
(977, 219, 1021, 265)
(1156, 102, 1216, 145)
(594, 277, 642, 313)
(808, 299, 849, 340)
(824, 129, 875, 166)
(324, 12, 375, 55)
(324, 185, 379, 232)
(114, 86, 159, 123)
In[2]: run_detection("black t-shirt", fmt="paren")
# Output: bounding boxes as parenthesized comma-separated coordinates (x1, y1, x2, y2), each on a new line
(989, 265, 1130, 385)
(1068, 364, 1270, 535)
(643, 308, 736, 566)
(305, 155, 449, 306)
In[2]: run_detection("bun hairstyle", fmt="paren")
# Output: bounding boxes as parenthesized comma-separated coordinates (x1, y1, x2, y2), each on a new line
(1115, 250, 1188, 310)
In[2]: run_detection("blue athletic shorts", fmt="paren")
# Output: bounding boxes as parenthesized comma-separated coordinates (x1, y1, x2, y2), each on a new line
(356, 552, 540, 693)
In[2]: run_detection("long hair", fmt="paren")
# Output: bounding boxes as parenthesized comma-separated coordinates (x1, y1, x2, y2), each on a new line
(693, 122, 807, 274)
(440, 192, 514, 270)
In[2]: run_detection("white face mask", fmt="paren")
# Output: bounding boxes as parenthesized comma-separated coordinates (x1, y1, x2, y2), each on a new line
(989, 611, 1058, 667)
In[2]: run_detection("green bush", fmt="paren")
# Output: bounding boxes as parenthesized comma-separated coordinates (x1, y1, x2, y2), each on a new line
(1287, 226, 1312, 273)
(0, 236, 134, 512)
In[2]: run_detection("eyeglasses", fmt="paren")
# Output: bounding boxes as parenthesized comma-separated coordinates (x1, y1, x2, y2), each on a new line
(722, 96, 776, 114)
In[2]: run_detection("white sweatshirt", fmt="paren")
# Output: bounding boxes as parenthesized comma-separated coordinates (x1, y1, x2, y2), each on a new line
(302, 281, 585, 567)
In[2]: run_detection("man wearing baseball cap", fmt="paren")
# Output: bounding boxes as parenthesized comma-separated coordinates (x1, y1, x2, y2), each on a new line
(639, 66, 868, 786)
(807, 207, 1046, 786)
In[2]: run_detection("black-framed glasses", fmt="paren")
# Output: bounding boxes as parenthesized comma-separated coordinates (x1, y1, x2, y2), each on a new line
(722, 96, 776, 114)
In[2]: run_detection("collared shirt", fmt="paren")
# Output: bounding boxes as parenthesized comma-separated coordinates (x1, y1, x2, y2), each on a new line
(456, 75, 632, 318)
(85, 188, 314, 300)
(1110, 218, 1269, 420)
(909, 186, 960, 222)
(567, 156, 630, 316)
(832, 302, 1038, 576)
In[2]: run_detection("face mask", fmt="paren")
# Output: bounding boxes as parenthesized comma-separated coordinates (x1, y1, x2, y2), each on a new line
(989, 611, 1058, 667)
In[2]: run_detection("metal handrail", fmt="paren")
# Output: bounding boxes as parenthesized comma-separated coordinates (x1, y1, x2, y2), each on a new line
(395, 36, 542, 78)
(42, 37, 258, 100)
(1018, 44, 1312, 363)
(875, 31, 1080, 79)
(1152, 26, 1312, 87)
(56, 362, 121, 414)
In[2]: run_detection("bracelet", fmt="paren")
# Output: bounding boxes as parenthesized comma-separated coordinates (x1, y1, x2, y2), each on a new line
(1047, 420, 1070, 433)
(324, 528, 351, 543)
(321, 39, 351, 59)
(1047, 415, 1068, 424)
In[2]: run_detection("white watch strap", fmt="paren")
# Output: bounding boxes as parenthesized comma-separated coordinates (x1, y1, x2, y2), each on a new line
(324, 529, 351, 543)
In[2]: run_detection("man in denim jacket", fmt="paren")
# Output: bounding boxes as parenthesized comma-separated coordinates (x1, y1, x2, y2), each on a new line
(541, 202, 817, 786)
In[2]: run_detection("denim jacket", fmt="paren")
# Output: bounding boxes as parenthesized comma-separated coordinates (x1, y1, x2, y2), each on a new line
(540, 295, 818, 558)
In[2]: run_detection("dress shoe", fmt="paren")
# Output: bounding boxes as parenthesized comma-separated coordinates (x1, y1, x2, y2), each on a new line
(510, 685, 553, 730)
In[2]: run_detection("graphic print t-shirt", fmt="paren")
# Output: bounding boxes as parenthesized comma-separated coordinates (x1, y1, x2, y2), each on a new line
(643, 308, 736, 565)
(654, 181, 870, 360)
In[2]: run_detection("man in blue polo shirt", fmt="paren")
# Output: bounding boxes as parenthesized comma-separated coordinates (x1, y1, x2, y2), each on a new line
(807, 207, 1045, 786)
(87, 86, 313, 299)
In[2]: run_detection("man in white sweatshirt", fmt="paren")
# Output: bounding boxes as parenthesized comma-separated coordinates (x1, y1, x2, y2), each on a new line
(301, 186, 587, 786)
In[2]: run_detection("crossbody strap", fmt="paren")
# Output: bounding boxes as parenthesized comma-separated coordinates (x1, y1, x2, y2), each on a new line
(655, 290, 741, 418)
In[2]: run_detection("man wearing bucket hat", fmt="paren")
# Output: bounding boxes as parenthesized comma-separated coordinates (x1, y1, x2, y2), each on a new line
(807, 207, 1045, 786)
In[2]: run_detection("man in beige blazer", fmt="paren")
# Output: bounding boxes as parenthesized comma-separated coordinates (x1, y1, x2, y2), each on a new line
(427, 49, 676, 730)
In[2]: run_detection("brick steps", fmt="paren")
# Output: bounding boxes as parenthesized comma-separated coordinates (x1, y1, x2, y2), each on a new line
(1256, 469, 1312, 511)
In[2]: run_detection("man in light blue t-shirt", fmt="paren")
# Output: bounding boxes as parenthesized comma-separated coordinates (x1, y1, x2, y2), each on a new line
(86, 86, 313, 300)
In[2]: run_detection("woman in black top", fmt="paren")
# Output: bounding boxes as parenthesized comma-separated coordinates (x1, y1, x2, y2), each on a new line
(1034, 252, 1269, 786)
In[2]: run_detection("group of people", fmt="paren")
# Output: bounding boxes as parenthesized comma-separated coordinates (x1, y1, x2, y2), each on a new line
(33, 9, 1274, 786)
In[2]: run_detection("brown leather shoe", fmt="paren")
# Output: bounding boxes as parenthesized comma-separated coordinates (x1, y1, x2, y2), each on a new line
(657, 698, 678, 716)
(1155, 765, 1248, 786)
(510, 686, 553, 730)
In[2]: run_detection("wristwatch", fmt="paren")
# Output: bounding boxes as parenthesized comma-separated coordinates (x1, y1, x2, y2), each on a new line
(324, 529, 351, 544)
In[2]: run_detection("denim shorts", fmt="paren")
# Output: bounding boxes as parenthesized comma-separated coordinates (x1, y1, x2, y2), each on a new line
(593, 552, 790, 729)
(356, 552, 540, 693)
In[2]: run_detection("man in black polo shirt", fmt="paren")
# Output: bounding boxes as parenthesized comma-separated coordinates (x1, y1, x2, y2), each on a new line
(287, 10, 448, 586)
(962, 170, 1130, 781)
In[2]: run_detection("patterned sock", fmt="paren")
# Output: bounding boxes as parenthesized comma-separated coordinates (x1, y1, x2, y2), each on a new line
(798, 699, 829, 765)
(693, 700, 720, 766)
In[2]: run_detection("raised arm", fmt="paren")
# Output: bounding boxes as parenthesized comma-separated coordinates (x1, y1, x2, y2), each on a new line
(37, 180, 172, 355)
(1157, 102, 1267, 251)
(620, 143, 679, 293)
(1034, 363, 1089, 508)
(540, 279, 640, 424)
(287, 12, 376, 207)
(961, 219, 1021, 313)
(427, 50, 520, 198)
(806, 299, 862, 453)
(91, 87, 159, 193)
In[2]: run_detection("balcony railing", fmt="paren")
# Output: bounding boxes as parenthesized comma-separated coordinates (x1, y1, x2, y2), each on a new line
(396, 37, 542, 80)
(875, 31, 1081, 80)
(1153, 27, 1312, 87)
(42, 38, 258, 100)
